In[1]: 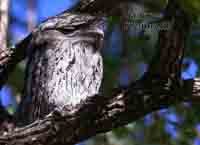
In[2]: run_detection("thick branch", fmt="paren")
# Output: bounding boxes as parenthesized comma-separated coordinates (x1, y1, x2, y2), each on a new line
(0, 76, 199, 145)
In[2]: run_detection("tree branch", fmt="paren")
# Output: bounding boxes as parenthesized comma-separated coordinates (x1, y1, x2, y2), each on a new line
(0, 75, 199, 145)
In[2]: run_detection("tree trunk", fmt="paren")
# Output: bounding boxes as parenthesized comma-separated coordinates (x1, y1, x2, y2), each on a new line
(27, 0, 37, 31)
(0, 0, 9, 51)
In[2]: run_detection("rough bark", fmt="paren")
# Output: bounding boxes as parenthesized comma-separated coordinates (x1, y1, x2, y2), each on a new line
(0, 0, 11, 89)
(147, 0, 190, 80)
(0, 0, 9, 51)
(0, 77, 199, 145)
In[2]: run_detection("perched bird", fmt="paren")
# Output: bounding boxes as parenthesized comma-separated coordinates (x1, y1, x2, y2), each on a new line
(13, 0, 131, 125)
(18, 12, 106, 124)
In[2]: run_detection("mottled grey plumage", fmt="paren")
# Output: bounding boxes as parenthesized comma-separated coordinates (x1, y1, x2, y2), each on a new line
(19, 12, 106, 124)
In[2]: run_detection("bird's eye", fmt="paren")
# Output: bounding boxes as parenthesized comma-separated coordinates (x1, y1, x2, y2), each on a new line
(58, 28, 75, 35)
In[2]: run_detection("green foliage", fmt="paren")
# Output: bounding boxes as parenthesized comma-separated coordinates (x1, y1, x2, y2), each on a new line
(7, 63, 25, 95)
(185, 24, 200, 72)
(112, 126, 132, 138)
(97, 1, 200, 145)
(144, 0, 168, 12)
(6, 105, 15, 115)
(176, 0, 200, 23)
(107, 16, 120, 31)
(102, 55, 121, 93)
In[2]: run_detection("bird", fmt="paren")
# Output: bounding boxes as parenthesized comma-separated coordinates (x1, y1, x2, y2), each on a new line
(17, 12, 106, 125)
(15, 0, 132, 125)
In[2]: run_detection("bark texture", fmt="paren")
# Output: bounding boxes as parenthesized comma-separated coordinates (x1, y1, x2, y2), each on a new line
(0, 0, 9, 51)
(0, 77, 199, 145)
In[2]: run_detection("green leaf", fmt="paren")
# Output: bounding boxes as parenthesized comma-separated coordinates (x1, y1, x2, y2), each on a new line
(7, 106, 15, 115)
